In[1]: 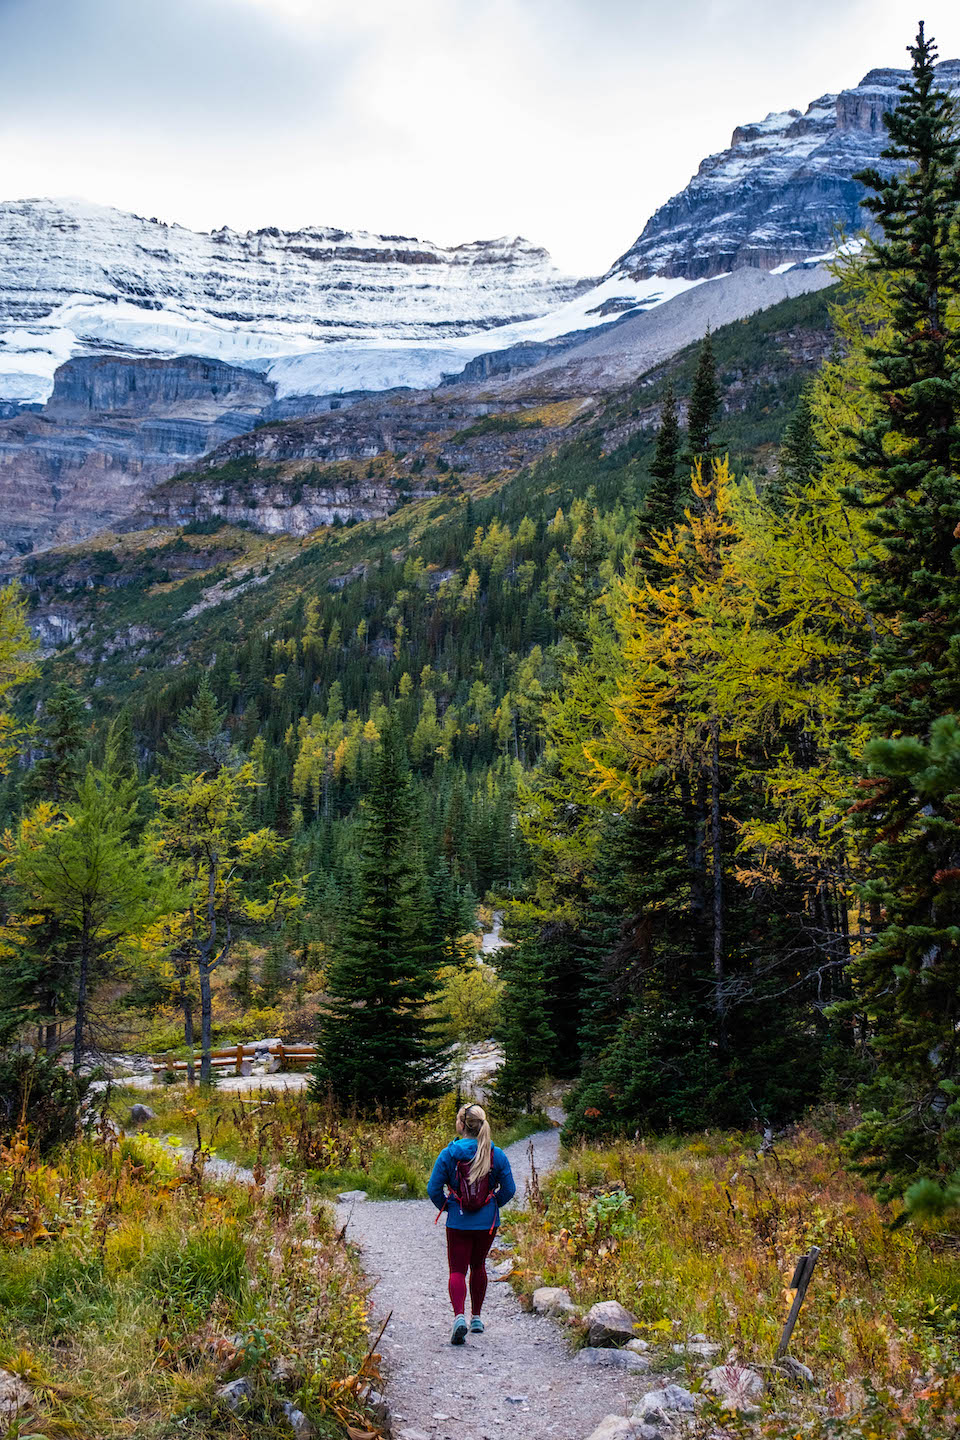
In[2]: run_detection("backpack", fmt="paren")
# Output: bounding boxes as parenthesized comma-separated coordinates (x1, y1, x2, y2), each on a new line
(453, 1155, 493, 1213)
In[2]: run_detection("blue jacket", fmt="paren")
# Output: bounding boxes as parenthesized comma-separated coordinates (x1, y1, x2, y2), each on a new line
(427, 1137, 517, 1231)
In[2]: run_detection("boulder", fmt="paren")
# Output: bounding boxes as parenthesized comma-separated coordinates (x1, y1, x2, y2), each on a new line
(282, 1401, 315, 1438)
(584, 1298, 638, 1347)
(625, 1338, 650, 1354)
(577, 1347, 648, 1372)
(216, 1378, 253, 1412)
(634, 1384, 697, 1421)
(336, 1189, 368, 1202)
(490, 1257, 515, 1280)
(703, 1365, 764, 1411)
(0, 1369, 33, 1428)
(533, 1285, 577, 1317)
(128, 1103, 155, 1123)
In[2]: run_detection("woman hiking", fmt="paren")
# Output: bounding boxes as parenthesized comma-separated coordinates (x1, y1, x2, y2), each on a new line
(427, 1103, 517, 1345)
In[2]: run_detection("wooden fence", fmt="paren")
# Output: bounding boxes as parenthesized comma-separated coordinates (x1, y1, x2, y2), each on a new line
(151, 1042, 316, 1076)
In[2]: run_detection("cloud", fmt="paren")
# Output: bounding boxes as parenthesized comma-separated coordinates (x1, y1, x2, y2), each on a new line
(1, 0, 959, 273)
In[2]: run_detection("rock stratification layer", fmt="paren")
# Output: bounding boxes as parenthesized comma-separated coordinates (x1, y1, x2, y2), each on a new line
(612, 60, 960, 280)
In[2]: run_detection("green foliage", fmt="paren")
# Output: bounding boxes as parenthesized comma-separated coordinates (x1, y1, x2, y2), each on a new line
(311, 721, 446, 1110)
(24, 682, 86, 807)
(449, 412, 543, 442)
(495, 931, 556, 1113)
(838, 28, 960, 1202)
(685, 328, 720, 464)
(0, 1052, 91, 1155)
(143, 1225, 248, 1330)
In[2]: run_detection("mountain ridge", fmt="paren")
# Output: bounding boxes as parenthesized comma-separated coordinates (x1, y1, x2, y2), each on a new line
(610, 58, 960, 280)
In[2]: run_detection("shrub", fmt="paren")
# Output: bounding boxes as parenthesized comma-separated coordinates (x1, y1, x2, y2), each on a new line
(0, 1053, 91, 1155)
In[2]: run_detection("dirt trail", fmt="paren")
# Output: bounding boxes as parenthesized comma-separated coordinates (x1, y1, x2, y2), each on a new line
(335, 1123, 648, 1440)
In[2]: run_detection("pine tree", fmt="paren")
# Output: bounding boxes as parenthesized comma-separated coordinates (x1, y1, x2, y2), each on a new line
(639, 384, 686, 537)
(26, 683, 86, 807)
(842, 26, 960, 1200)
(310, 721, 445, 1111)
(259, 934, 290, 1003)
(11, 769, 178, 1066)
(495, 932, 556, 1113)
(769, 387, 823, 513)
(558, 506, 606, 650)
(685, 330, 720, 467)
(163, 673, 237, 778)
(104, 707, 137, 784)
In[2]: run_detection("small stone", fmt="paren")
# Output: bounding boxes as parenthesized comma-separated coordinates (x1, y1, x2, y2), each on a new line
(672, 1340, 721, 1358)
(776, 1355, 815, 1386)
(532, 1285, 575, 1316)
(634, 1384, 697, 1420)
(128, 1102, 155, 1123)
(584, 1298, 638, 1347)
(282, 1401, 316, 1438)
(583, 1417, 654, 1440)
(0, 1368, 33, 1426)
(336, 1189, 368, 1202)
(703, 1365, 764, 1411)
(216, 1378, 253, 1411)
(625, 1338, 650, 1354)
(505, 1394, 529, 1403)
(239, 1058, 253, 1076)
(397, 1430, 431, 1440)
(367, 1389, 391, 1429)
(269, 1356, 298, 1385)
(577, 1347, 648, 1371)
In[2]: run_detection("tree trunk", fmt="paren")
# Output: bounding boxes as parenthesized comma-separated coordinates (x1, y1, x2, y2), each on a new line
(199, 949, 213, 1085)
(199, 856, 219, 1085)
(709, 723, 726, 1051)
(178, 964, 195, 1087)
(72, 919, 91, 1070)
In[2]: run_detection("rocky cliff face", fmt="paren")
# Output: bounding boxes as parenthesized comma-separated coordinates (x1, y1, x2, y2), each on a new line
(128, 395, 585, 537)
(612, 60, 960, 280)
(0, 199, 588, 405)
(0, 354, 280, 558)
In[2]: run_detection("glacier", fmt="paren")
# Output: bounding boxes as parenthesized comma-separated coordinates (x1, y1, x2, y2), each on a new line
(0, 199, 709, 404)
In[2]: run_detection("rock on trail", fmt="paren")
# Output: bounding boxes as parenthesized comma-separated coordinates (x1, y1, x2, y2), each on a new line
(335, 1123, 648, 1440)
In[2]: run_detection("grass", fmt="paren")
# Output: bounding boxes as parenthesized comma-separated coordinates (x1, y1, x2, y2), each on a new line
(0, 1125, 379, 1438)
(504, 1120, 960, 1437)
(112, 1083, 552, 1199)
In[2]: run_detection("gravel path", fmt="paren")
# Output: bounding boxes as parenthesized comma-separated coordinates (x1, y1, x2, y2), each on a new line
(335, 1118, 648, 1440)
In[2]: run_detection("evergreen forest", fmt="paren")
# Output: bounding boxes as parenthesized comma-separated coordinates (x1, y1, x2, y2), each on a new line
(2, 25, 960, 1237)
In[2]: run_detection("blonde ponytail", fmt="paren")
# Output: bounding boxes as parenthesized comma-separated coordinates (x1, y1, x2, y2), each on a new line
(458, 1103, 492, 1184)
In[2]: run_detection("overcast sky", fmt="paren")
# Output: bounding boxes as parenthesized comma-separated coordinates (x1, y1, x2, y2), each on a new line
(1, 0, 958, 275)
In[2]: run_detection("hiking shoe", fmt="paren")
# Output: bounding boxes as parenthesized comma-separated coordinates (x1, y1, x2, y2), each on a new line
(451, 1316, 468, 1346)
(469, 1317, 484, 1334)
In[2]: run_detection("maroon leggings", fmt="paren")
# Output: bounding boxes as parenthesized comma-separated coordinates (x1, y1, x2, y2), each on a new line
(445, 1227, 494, 1316)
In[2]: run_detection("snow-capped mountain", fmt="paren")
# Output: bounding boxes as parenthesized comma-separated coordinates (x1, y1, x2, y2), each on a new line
(0, 199, 592, 404)
(610, 60, 960, 281)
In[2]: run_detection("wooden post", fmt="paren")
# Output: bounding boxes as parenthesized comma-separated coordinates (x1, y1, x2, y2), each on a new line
(236, 1043, 242, 1075)
(776, 1246, 820, 1360)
